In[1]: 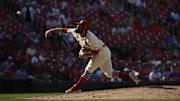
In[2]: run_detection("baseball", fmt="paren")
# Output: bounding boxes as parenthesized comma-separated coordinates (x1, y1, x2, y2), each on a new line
(16, 11, 21, 15)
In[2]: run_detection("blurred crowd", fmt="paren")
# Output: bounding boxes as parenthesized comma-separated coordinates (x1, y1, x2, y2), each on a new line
(0, 0, 180, 83)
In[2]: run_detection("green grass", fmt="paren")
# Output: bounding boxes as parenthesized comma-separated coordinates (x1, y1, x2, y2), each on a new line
(0, 93, 179, 101)
(0, 93, 49, 101)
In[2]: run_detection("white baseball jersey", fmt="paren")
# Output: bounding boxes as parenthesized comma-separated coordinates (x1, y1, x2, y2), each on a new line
(66, 28, 104, 51)
(64, 28, 114, 78)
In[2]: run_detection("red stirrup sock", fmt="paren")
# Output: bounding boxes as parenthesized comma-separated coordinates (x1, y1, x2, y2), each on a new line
(76, 70, 91, 86)
(74, 76, 87, 89)
(65, 71, 90, 93)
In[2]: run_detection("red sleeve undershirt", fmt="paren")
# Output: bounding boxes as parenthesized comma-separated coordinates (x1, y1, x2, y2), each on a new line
(63, 28, 69, 33)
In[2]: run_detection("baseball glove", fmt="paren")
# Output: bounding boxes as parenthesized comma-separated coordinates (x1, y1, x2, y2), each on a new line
(81, 47, 91, 53)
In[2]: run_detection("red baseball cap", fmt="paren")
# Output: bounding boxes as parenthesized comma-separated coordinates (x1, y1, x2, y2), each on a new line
(76, 20, 90, 29)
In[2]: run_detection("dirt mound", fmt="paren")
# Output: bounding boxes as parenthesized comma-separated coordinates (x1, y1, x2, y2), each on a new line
(26, 85, 180, 100)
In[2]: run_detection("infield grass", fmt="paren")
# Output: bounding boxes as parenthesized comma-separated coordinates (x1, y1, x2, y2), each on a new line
(0, 93, 179, 101)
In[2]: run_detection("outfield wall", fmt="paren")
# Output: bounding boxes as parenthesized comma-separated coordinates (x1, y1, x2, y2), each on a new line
(0, 77, 180, 93)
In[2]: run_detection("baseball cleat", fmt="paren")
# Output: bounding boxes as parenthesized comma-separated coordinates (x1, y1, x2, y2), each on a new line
(65, 84, 81, 93)
(129, 70, 140, 85)
(65, 89, 82, 93)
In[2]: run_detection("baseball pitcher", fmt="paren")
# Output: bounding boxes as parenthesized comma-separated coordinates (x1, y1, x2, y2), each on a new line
(45, 20, 140, 93)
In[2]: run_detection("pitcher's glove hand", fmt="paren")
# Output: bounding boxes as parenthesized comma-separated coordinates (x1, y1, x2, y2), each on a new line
(81, 47, 91, 53)
(79, 47, 91, 57)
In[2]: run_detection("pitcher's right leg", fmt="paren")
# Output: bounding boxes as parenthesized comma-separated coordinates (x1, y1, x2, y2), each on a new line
(65, 70, 91, 93)
(65, 57, 100, 93)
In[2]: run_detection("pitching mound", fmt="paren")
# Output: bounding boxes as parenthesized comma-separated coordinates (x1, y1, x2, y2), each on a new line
(26, 85, 180, 100)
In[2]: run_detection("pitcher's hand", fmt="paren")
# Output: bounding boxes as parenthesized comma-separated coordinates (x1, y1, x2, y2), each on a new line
(45, 30, 53, 38)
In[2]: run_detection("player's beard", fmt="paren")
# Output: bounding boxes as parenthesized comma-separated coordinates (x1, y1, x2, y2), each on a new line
(76, 25, 84, 33)
(75, 27, 84, 33)
(76, 29, 83, 33)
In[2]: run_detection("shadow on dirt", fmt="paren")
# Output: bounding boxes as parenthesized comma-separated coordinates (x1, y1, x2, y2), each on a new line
(148, 85, 177, 90)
